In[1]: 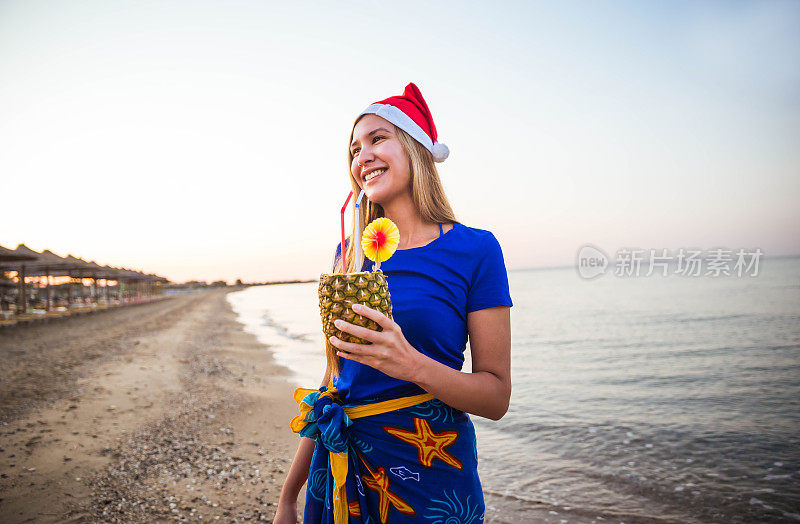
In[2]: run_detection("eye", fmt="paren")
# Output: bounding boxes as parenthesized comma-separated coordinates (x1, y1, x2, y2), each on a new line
(372, 135, 385, 143)
(351, 147, 361, 156)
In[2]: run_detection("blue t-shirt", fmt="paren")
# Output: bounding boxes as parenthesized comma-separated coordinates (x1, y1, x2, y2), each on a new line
(330, 222, 513, 402)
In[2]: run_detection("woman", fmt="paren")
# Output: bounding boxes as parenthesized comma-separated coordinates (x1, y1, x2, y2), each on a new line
(275, 83, 513, 523)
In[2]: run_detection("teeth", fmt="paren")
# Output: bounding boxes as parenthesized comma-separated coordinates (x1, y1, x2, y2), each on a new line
(365, 169, 386, 181)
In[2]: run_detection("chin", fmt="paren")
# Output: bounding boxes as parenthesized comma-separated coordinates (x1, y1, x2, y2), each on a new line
(364, 190, 391, 205)
(364, 180, 403, 205)
(365, 194, 382, 205)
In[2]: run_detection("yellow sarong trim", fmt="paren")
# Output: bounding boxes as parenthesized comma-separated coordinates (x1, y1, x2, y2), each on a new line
(344, 393, 434, 420)
(289, 386, 340, 434)
(290, 386, 435, 524)
(330, 451, 349, 524)
(293, 387, 318, 404)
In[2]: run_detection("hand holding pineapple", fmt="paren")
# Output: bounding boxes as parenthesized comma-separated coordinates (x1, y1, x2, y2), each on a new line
(330, 302, 425, 383)
(320, 216, 405, 377)
(327, 217, 425, 382)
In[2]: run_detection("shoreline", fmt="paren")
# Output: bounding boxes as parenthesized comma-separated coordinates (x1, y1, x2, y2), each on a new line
(0, 286, 606, 523)
(227, 285, 608, 524)
(0, 288, 300, 522)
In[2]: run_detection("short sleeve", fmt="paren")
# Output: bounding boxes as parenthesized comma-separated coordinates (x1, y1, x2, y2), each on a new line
(331, 238, 350, 272)
(332, 241, 342, 271)
(467, 233, 513, 313)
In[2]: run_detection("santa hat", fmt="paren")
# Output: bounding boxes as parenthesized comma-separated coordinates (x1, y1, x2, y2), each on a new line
(359, 82, 450, 162)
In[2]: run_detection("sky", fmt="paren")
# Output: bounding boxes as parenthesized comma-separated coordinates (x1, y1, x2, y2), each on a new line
(1, 0, 798, 283)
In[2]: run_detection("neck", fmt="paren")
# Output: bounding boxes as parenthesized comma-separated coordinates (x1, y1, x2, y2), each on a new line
(379, 192, 433, 249)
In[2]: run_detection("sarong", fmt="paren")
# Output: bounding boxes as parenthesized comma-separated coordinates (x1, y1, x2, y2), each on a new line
(291, 385, 485, 524)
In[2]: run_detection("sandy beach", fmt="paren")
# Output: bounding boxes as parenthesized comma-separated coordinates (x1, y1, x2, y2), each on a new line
(0, 287, 601, 523)
(0, 289, 299, 522)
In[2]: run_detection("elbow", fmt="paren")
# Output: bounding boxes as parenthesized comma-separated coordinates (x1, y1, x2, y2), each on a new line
(486, 390, 511, 421)
(486, 402, 509, 421)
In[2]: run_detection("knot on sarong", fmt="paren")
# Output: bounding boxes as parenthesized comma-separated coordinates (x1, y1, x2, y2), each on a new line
(290, 385, 352, 453)
(289, 385, 437, 524)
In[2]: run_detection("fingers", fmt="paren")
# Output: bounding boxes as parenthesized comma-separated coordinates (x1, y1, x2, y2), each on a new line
(330, 335, 372, 354)
(333, 318, 380, 342)
(337, 350, 370, 366)
(337, 349, 379, 370)
(351, 303, 393, 330)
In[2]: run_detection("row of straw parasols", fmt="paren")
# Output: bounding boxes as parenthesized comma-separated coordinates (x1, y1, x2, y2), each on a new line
(0, 243, 168, 314)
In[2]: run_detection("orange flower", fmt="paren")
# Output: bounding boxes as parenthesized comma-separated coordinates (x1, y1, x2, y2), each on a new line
(361, 217, 400, 263)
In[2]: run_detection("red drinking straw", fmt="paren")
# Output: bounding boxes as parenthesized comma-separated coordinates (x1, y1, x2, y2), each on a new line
(340, 191, 353, 273)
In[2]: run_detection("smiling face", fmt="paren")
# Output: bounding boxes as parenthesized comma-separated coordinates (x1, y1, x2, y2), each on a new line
(349, 114, 412, 205)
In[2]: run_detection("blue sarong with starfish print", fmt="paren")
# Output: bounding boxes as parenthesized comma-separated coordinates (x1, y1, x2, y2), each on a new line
(291, 385, 485, 524)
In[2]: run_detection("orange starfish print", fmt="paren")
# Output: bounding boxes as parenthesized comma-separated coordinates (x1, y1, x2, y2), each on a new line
(347, 501, 361, 517)
(359, 456, 415, 523)
(384, 417, 463, 470)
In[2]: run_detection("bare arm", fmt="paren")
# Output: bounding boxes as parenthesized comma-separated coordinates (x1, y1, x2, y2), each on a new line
(413, 307, 511, 420)
(332, 304, 512, 420)
(274, 366, 331, 522)
(275, 251, 346, 522)
(276, 436, 315, 514)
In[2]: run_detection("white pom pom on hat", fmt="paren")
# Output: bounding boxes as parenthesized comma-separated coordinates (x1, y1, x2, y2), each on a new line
(359, 82, 450, 163)
(431, 142, 449, 162)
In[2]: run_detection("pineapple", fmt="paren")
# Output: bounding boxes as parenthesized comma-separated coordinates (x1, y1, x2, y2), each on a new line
(318, 270, 392, 376)
(320, 215, 399, 377)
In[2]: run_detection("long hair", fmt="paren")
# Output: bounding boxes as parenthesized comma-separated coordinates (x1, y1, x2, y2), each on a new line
(335, 117, 459, 274)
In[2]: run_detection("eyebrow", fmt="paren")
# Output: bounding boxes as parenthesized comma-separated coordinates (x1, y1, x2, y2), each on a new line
(351, 127, 392, 148)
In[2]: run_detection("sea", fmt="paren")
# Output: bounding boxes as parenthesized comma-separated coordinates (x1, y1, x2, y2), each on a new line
(227, 256, 800, 523)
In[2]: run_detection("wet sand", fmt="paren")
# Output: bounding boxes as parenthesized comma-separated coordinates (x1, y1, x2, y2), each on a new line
(0, 289, 298, 522)
(0, 287, 600, 523)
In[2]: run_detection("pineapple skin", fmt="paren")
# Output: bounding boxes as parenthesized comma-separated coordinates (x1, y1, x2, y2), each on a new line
(318, 270, 392, 346)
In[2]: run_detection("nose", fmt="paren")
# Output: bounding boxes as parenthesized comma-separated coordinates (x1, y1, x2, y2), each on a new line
(357, 144, 375, 167)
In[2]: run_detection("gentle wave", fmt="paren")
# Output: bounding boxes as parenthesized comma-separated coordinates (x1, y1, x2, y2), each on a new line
(229, 257, 800, 522)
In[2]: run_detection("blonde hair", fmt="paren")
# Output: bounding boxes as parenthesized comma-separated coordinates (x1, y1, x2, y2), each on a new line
(335, 118, 458, 274)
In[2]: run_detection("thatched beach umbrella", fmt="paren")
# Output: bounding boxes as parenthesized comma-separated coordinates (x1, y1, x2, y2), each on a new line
(41, 250, 83, 307)
(78, 260, 107, 300)
(20, 249, 78, 311)
(91, 264, 117, 302)
(1, 243, 168, 313)
(0, 245, 37, 264)
(63, 255, 94, 277)
(1, 244, 54, 313)
(87, 261, 131, 302)
(146, 273, 169, 287)
(127, 269, 147, 298)
(133, 270, 159, 297)
(62, 255, 95, 304)
(0, 245, 37, 312)
(143, 273, 168, 295)
(98, 265, 124, 301)
(111, 268, 136, 300)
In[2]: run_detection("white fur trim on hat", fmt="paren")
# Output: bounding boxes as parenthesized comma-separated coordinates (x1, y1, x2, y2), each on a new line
(432, 142, 449, 162)
(360, 103, 434, 152)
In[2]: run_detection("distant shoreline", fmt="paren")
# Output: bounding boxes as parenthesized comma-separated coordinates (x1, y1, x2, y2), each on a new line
(513, 252, 800, 273)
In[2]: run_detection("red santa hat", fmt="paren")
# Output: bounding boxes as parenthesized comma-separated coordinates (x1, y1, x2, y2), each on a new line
(359, 82, 450, 162)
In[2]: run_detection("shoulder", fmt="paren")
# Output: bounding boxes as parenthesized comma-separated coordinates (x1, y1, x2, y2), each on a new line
(449, 223, 507, 280)
(458, 225, 513, 309)
(453, 223, 507, 273)
(451, 222, 502, 249)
